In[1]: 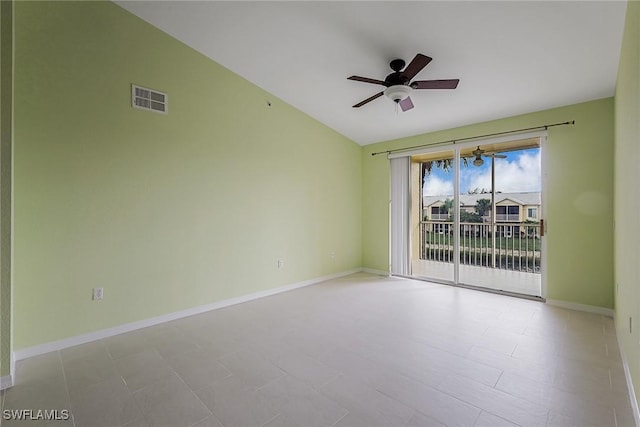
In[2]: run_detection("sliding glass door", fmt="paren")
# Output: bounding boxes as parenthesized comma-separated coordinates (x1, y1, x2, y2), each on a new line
(408, 136, 543, 298)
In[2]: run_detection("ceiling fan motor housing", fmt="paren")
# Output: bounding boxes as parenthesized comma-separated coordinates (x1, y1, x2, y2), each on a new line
(389, 58, 406, 72)
(384, 72, 410, 87)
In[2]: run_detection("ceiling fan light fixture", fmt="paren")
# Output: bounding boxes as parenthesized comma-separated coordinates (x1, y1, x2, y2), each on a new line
(473, 157, 484, 167)
(384, 85, 412, 103)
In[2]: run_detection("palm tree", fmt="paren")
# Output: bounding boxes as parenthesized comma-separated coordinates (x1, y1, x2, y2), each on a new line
(421, 158, 470, 185)
(441, 198, 454, 214)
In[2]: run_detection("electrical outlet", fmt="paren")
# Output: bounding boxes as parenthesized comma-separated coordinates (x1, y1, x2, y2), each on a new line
(93, 287, 104, 301)
(329, 251, 336, 259)
(277, 259, 284, 269)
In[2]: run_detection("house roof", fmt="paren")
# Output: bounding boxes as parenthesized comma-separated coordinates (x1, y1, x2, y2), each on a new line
(423, 192, 540, 208)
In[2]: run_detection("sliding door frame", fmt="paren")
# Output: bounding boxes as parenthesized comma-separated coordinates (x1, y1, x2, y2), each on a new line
(389, 130, 547, 298)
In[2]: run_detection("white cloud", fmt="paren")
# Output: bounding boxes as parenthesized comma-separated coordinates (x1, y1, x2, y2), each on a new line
(423, 174, 453, 196)
(465, 151, 540, 193)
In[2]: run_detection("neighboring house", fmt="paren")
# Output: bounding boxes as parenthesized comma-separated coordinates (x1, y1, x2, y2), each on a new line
(423, 191, 540, 222)
(423, 191, 541, 236)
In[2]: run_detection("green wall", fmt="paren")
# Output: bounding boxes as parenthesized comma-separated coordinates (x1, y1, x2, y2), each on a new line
(8, 0, 627, 362)
(615, 0, 640, 411)
(12, 1, 362, 350)
(0, 0, 14, 378)
(363, 98, 615, 309)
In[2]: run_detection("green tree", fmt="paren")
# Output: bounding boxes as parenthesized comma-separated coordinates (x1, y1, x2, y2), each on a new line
(460, 210, 483, 223)
(475, 198, 491, 217)
(440, 198, 454, 214)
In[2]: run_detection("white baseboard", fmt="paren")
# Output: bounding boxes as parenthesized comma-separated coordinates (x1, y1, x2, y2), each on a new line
(14, 268, 362, 361)
(546, 299, 614, 317)
(617, 329, 640, 426)
(1, 352, 15, 390)
(0, 374, 12, 390)
(361, 268, 390, 276)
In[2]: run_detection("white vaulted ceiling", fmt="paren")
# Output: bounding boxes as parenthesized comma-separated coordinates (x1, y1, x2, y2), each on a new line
(116, 1, 627, 145)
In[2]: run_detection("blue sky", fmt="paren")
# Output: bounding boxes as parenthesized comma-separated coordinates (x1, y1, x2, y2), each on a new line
(423, 147, 540, 196)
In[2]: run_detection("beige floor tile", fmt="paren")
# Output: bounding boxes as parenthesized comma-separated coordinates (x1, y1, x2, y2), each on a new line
(60, 340, 109, 365)
(13, 352, 65, 387)
(145, 327, 200, 360)
(546, 410, 604, 427)
(195, 375, 279, 427)
(104, 331, 152, 360)
(278, 327, 338, 360)
(190, 415, 224, 427)
(122, 417, 151, 427)
(317, 347, 401, 390)
(260, 413, 303, 427)
(466, 345, 557, 385)
(63, 350, 119, 397)
(257, 375, 348, 427)
(372, 339, 502, 387)
(474, 411, 519, 427)
(477, 327, 523, 355)
(615, 404, 638, 427)
(495, 371, 616, 426)
(133, 372, 211, 427)
(70, 376, 141, 427)
(319, 374, 415, 426)
(217, 348, 285, 389)
(168, 347, 232, 392)
(403, 410, 448, 427)
(437, 374, 548, 426)
(260, 345, 341, 388)
(375, 372, 481, 426)
(3, 379, 70, 417)
(0, 414, 74, 427)
(115, 348, 175, 392)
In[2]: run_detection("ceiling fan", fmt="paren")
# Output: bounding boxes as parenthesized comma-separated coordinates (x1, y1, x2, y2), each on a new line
(348, 53, 459, 112)
(470, 146, 506, 167)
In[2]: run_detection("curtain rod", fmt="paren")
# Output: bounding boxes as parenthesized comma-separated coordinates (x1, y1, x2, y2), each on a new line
(371, 120, 575, 156)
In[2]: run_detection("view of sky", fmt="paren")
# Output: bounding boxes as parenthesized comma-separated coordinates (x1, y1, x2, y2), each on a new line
(423, 148, 541, 196)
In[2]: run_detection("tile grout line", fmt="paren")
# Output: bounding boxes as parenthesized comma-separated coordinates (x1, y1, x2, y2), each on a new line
(259, 412, 282, 427)
(56, 350, 77, 427)
(171, 362, 216, 427)
(328, 409, 350, 427)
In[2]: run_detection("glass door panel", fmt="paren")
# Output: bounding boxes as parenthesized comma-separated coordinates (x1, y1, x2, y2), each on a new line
(411, 149, 455, 283)
(458, 142, 542, 296)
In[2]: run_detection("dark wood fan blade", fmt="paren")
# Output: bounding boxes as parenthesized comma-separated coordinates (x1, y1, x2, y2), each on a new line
(401, 54, 432, 80)
(399, 96, 414, 112)
(412, 79, 460, 89)
(353, 92, 384, 108)
(348, 76, 387, 86)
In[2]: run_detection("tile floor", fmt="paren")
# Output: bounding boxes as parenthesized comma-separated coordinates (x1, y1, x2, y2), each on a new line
(0, 273, 635, 427)
(411, 260, 541, 297)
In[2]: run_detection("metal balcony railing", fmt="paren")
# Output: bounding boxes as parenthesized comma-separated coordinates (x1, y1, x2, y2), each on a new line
(429, 213, 450, 221)
(419, 221, 541, 273)
(495, 214, 521, 221)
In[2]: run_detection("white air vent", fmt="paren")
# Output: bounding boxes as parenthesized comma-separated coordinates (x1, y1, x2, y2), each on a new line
(132, 84, 167, 114)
